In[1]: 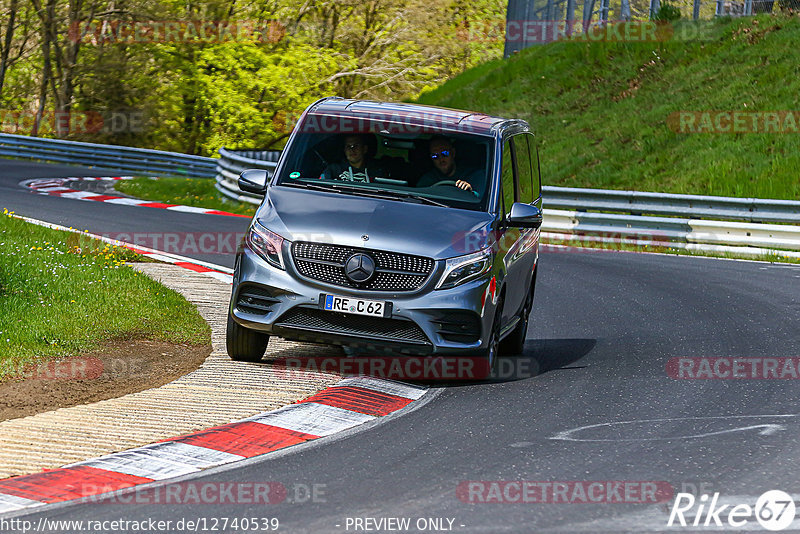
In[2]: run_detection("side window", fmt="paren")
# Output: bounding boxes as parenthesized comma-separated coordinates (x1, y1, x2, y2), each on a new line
(512, 135, 533, 204)
(526, 133, 542, 199)
(501, 138, 515, 214)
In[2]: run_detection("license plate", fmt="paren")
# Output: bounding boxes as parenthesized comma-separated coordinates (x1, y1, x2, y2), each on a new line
(322, 294, 390, 318)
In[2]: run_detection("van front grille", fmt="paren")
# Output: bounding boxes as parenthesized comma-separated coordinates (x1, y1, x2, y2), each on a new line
(291, 242, 434, 292)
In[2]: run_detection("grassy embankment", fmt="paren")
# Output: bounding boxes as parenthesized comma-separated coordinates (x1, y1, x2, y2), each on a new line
(0, 210, 211, 380)
(416, 14, 800, 199)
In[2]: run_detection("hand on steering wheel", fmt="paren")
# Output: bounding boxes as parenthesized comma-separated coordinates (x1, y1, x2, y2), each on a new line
(431, 179, 472, 191)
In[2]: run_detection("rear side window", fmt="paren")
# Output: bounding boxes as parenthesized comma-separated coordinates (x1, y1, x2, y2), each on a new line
(501, 139, 515, 214)
(526, 133, 542, 199)
(512, 135, 534, 204)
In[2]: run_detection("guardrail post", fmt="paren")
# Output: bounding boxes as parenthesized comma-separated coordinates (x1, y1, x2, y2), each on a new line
(649, 0, 661, 18)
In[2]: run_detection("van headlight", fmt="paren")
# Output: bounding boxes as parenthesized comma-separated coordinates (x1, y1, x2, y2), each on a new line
(436, 247, 492, 289)
(246, 221, 285, 270)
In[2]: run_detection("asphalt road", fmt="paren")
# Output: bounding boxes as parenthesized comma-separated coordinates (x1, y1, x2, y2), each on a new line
(3, 160, 800, 533)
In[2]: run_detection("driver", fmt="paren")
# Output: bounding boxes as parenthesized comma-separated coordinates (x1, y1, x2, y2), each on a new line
(321, 134, 386, 183)
(417, 136, 484, 195)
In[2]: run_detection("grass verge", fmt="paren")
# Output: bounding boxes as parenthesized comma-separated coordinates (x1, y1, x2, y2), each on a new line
(0, 209, 211, 381)
(115, 177, 257, 216)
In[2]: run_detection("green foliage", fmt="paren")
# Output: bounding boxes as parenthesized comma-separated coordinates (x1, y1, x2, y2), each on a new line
(193, 41, 341, 154)
(0, 0, 506, 155)
(654, 2, 683, 21)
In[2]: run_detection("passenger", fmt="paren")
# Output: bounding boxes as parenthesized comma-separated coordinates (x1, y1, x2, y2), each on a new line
(321, 134, 386, 183)
(417, 136, 484, 195)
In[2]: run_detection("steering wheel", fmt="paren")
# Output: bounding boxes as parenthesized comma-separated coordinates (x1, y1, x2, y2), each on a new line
(430, 180, 458, 187)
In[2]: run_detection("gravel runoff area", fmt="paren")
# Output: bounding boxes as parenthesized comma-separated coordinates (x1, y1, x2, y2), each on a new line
(0, 263, 344, 479)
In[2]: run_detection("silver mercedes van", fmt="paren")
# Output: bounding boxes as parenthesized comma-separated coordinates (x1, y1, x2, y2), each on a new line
(227, 97, 542, 375)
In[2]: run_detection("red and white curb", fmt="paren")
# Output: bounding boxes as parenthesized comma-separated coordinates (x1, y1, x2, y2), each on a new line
(3, 181, 432, 515)
(20, 176, 249, 219)
(11, 213, 234, 284)
(0, 377, 427, 513)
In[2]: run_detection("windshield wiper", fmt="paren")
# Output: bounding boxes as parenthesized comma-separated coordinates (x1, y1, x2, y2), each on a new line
(281, 181, 340, 193)
(374, 190, 449, 207)
(281, 181, 449, 207)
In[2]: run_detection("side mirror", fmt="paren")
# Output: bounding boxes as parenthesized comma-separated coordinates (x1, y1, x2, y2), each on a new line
(508, 203, 543, 229)
(238, 169, 270, 195)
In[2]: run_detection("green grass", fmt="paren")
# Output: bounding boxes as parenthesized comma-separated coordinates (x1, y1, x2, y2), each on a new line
(0, 210, 211, 380)
(115, 177, 257, 216)
(416, 14, 800, 200)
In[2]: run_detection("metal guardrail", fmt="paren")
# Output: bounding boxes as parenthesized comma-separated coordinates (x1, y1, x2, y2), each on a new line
(542, 209, 800, 256)
(214, 147, 280, 204)
(543, 186, 800, 224)
(541, 187, 800, 257)
(0, 133, 216, 178)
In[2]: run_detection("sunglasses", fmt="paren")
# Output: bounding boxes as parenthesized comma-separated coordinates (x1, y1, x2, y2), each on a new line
(345, 143, 365, 150)
(430, 150, 452, 160)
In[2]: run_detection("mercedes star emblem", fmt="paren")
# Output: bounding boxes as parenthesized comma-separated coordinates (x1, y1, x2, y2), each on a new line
(344, 253, 376, 283)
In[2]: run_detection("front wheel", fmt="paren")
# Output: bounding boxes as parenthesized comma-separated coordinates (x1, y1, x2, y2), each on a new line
(226, 313, 270, 362)
(500, 284, 534, 356)
(476, 300, 503, 379)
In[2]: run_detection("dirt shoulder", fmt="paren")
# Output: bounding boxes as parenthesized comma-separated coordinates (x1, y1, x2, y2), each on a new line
(0, 338, 210, 422)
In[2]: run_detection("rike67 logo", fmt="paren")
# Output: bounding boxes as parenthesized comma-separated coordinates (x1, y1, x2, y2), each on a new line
(668, 490, 797, 531)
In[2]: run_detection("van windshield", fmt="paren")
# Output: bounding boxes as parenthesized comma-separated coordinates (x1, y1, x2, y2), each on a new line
(274, 123, 495, 212)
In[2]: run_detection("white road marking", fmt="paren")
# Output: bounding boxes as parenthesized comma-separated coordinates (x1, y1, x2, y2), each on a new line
(102, 197, 148, 206)
(550, 415, 798, 442)
(167, 205, 215, 213)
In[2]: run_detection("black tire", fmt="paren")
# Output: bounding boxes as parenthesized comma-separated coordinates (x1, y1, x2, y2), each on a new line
(226, 313, 270, 362)
(477, 300, 503, 379)
(500, 281, 535, 356)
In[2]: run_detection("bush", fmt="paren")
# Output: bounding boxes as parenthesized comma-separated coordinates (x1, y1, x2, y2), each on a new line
(654, 2, 682, 20)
